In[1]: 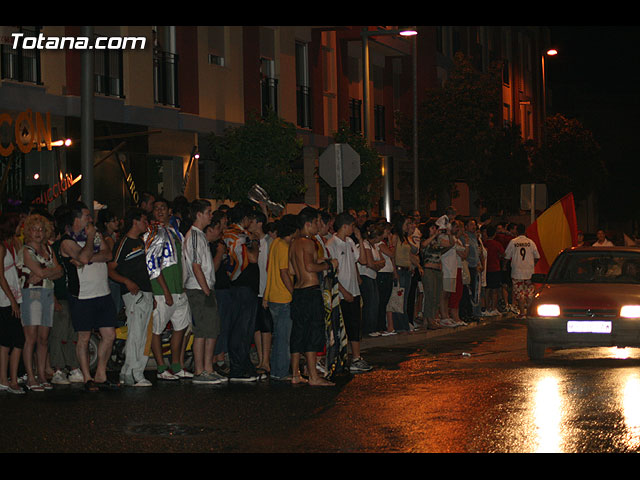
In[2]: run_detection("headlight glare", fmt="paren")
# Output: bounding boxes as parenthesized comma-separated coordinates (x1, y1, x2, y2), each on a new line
(620, 305, 640, 318)
(537, 304, 560, 317)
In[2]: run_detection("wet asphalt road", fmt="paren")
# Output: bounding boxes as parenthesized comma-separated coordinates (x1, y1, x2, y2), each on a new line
(4, 316, 640, 453)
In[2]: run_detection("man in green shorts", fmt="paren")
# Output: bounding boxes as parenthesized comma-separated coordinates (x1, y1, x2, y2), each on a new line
(144, 198, 193, 380)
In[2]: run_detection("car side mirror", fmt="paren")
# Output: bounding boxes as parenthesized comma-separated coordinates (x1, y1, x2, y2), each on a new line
(531, 273, 546, 283)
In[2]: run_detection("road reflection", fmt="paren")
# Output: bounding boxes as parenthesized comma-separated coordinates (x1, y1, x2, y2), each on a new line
(622, 372, 640, 449)
(532, 374, 563, 453)
(527, 347, 640, 453)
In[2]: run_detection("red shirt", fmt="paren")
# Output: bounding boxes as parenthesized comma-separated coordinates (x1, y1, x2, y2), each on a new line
(484, 239, 505, 272)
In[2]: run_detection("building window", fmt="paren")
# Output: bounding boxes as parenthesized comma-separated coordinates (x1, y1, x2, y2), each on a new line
(349, 98, 362, 134)
(296, 42, 312, 129)
(95, 49, 123, 97)
(502, 59, 510, 86)
(374, 104, 385, 141)
(0, 26, 41, 84)
(154, 50, 179, 107)
(207, 26, 226, 67)
(261, 57, 278, 116)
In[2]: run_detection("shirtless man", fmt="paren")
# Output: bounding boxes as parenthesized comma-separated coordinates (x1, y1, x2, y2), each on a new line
(288, 207, 338, 386)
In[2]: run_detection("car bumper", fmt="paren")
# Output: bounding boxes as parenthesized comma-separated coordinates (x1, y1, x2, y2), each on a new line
(527, 317, 640, 349)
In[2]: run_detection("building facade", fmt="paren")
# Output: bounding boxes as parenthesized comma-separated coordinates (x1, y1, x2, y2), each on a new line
(0, 25, 550, 217)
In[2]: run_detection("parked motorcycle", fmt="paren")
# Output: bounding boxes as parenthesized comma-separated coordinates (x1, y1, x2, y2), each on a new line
(88, 322, 194, 372)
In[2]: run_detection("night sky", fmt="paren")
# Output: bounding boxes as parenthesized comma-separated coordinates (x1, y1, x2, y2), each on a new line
(546, 26, 640, 225)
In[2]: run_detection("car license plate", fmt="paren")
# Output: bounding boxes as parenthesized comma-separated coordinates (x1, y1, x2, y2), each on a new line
(567, 321, 612, 334)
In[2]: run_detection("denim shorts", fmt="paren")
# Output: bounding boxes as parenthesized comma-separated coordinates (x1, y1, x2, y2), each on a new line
(21, 287, 54, 328)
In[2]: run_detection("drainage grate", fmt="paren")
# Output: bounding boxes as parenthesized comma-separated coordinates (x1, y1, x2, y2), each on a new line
(125, 423, 216, 437)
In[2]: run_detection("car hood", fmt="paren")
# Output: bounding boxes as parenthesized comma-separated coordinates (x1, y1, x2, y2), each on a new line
(534, 283, 640, 309)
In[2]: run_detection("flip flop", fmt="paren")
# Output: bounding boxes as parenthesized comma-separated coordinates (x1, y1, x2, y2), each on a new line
(84, 380, 99, 392)
(26, 383, 45, 392)
(95, 380, 121, 390)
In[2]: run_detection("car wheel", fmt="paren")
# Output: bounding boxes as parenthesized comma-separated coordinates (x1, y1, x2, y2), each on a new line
(527, 336, 545, 361)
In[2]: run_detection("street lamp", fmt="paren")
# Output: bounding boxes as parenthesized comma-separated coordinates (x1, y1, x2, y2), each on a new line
(361, 26, 418, 211)
(541, 47, 558, 128)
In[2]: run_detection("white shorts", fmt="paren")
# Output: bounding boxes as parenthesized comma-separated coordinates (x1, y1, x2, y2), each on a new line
(152, 292, 192, 335)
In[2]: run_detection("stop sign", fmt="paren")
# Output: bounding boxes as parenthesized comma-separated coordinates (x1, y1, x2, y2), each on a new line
(318, 143, 361, 187)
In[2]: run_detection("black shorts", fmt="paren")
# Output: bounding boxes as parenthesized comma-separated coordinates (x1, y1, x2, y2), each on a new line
(255, 301, 273, 333)
(68, 294, 117, 332)
(0, 306, 25, 349)
(340, 295, 361, 342)
(486, 271, 502, 289)
(290, 286, 325, 354)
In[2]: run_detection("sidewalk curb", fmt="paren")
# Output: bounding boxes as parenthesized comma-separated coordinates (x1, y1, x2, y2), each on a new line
(360, 313, 514, 352)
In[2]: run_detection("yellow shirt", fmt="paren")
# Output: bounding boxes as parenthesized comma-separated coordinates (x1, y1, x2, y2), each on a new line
(264, 237, 292, 304)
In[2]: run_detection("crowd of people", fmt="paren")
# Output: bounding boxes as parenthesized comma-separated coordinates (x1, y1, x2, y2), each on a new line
(0, 193, 545, 394)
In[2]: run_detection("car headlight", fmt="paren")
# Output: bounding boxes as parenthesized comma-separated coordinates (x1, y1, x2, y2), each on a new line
(537, 304, 560, 317)
(620, 305, 640, 318)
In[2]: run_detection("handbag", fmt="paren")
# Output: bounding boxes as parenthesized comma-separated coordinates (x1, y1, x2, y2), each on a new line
(386, 281, 405, 313)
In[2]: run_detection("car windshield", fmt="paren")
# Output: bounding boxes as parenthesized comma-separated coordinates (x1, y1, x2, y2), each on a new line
(547, 250, 640, 284)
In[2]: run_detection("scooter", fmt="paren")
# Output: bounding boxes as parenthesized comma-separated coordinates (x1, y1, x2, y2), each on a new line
(89, 322, 194, 372)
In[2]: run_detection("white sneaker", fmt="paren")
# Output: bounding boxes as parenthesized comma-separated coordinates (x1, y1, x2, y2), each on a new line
(172, 369, 194, 379)
(157, 370, 179, 381)
(439, 318, 457, 327)
(68, 368, 84, 383)
(133, 378, 153, 387)
(51, 370, 70, 385)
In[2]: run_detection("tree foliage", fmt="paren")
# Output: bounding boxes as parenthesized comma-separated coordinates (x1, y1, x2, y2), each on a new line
(205, 111, 306, 204)
(530, 113, 605, 203)
(396, 52, 503, 205)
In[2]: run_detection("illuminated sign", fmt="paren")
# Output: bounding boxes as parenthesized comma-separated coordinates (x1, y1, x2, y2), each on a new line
(0, 109, 53, 156)
(31, 172, 82, 205)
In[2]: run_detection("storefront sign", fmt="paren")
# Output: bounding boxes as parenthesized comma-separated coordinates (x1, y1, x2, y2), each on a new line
(117, 154, 139, 204)
(31, 172, 82, 205)
(0, 109, 53, 156)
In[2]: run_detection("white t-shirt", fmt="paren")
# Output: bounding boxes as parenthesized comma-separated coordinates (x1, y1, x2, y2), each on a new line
(0, 247, 22, 307)
(592, 239, 614, 247)
(182, 225, 216, 290)
(441, 237, 460, 279)
(504, 235, 540, 280)
(375, 241, 394, 273)
(258, 235, 272, 297)
(326, 234, 360, 298)
(357, 240, 379, 280)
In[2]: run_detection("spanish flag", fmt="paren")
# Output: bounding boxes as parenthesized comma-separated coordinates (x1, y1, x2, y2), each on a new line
(526, 193, 578, 274)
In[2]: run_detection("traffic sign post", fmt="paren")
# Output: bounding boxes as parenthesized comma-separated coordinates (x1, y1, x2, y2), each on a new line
(318, 143, 360, 213)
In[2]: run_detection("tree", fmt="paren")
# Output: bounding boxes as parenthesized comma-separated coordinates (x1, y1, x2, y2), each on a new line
(205, 111, 306, 205)
(530, 113, 604, 204)
(318, 122, 381, 212)
(396, 52, 503, 207)
(468, 124, 532, 215)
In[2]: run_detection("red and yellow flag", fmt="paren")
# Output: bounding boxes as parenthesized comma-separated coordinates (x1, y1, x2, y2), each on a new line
(526, 193, 578, 274)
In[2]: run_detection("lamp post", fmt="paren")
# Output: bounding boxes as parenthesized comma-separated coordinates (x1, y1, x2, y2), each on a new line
(361, 27, 418, 210)
(541, 48, 558, 129)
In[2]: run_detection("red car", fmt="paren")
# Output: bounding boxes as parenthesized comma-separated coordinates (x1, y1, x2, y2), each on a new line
(527, 246, 640, 360)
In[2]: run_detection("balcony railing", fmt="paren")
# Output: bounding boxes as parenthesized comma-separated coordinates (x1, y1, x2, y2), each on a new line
(261, 76, 278, 117)
(154, 50, 179, 108)
(296, 84, 312, 129)
(0, 44, 40, 84)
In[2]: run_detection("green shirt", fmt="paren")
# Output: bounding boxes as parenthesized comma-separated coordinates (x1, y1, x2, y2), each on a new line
(150, 231, 183, 296)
